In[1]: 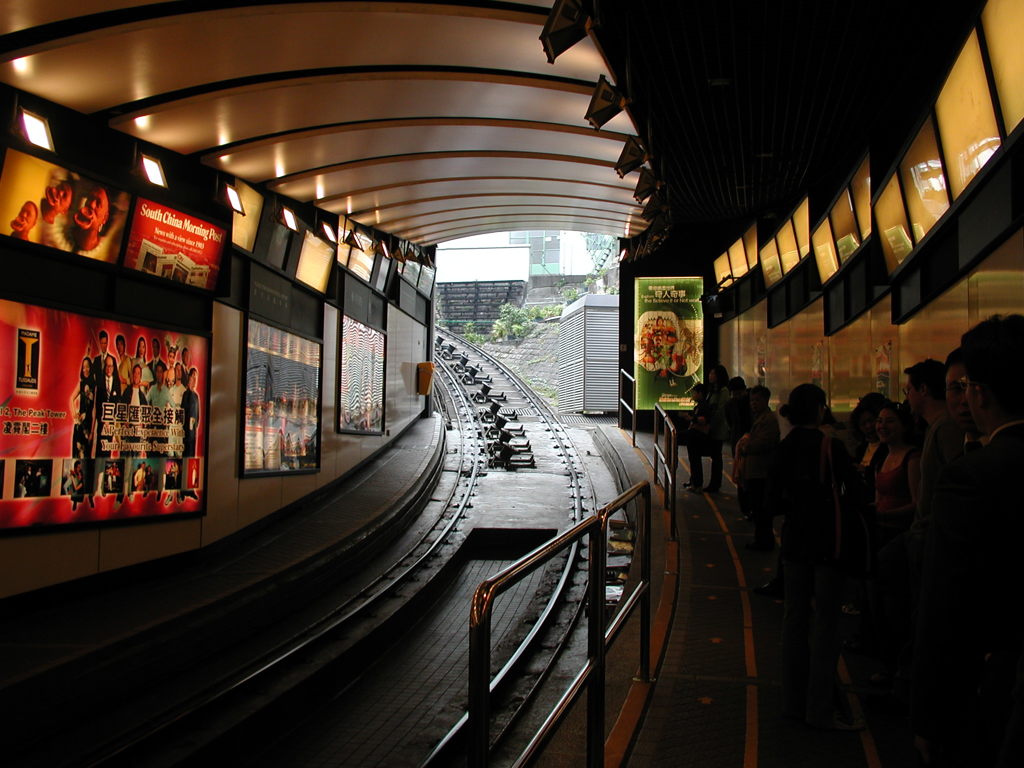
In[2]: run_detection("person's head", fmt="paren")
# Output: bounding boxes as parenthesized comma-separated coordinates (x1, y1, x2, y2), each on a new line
(727, 376, 747, 398)
(154, 360, 166, 384)
(781, 383, 827, 427)
(41, 178, 73, 223)
(104, 355, 115, 377)
(903, 359, 946, 416)
(71, 186, 110, 250)
(131, 364, 142, 387)
(181, 346, 190, 366)
(73, 460, 82, 473)
(876, 401, 914, 446)
(692, 382, 708, 400)
(187, 367, 198, 390)
(174, 362, 184, 383)
(850, 397, 882, 444)
(10, 200, 38, 238)
(115, 334, 126, 357)
(80, 356, 91, 380)
(709, 364, 729, 388)
(944, 348, 979, 436)
(98, 329, 108, 354)
(136, 336, 147, 358)
(959, 314, 1024, 432)
(151, 336, 160, 359)
(749, 385, 770, 415)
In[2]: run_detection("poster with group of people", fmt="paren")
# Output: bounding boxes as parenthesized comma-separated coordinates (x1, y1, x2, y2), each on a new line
(634, 276, 705, 410)
(0, 299, 207, 529)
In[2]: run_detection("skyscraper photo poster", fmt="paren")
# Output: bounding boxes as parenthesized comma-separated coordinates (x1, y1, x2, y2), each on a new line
(0, 299, 208, 530)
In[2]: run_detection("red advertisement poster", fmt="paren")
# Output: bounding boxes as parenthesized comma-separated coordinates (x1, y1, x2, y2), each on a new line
(0, 299, 208, 530)
(123, 198, 226, 291)
(0, 148, 130, 263)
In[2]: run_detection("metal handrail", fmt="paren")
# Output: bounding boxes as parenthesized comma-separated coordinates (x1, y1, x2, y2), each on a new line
(652, 404, 678, 541)
(618, 369, 636, 447)
(468, 482, 652, 768)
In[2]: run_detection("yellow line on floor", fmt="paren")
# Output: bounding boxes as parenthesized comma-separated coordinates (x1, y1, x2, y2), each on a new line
(838, 655, 883, 768)
(705, 493, 759, 767)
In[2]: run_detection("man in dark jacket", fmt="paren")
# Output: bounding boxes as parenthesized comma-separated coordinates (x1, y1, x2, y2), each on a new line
(913, 315, 1024, 767)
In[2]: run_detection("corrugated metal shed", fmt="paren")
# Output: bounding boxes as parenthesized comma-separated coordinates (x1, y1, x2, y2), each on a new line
(557, 294, 619, 413)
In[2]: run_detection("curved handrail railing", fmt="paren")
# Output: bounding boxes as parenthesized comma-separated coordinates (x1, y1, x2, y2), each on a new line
(652, 403, 678, 541)
(468, 481, 652, 767)
(619, 369, 636, 447)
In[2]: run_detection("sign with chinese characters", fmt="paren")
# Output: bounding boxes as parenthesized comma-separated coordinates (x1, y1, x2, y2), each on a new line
(634, 277, 704, 410)
(123, 198, 226, 291)
(0, 148, 130, 263)
(0, 299, 207, 530)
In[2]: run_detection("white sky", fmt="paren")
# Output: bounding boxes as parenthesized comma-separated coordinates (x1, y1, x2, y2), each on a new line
(435, 231, 593, 283)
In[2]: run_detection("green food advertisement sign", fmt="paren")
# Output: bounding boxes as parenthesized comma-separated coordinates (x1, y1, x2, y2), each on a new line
(634, 277, 704, 410)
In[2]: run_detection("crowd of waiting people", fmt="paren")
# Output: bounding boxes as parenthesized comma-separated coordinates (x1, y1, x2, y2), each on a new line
(675, 314, 1023, 766)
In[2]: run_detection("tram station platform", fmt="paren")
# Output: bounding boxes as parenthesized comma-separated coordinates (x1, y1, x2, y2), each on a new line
(1, 412, 918, 768)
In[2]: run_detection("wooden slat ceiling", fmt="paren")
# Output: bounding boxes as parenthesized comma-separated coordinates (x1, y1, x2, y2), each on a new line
(2, 2, 984, 255)
(0, 1, 645, 245)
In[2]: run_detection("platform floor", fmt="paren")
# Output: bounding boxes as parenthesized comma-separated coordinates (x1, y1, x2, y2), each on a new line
(0, 415, 918, 767)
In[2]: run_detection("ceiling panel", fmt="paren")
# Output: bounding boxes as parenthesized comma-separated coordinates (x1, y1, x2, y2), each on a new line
(212, 120, 625, 183)
(360, 195, 642, 228)
(110, 74, 634, 154)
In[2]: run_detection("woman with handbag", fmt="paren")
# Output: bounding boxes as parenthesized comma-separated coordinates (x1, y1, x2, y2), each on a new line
(771, 383, 867, 730)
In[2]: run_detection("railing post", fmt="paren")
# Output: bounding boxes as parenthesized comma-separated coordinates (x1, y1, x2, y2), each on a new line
(587, 520, 606, 767)
(468, 589, 493, 768)
(639, 484, 652, 682)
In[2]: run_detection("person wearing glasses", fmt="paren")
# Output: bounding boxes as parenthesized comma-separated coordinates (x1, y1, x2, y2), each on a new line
(912, 314, 1024, 768)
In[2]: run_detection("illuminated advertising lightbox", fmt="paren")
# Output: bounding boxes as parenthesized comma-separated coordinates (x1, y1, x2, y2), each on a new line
(231, 180, 264, 253)
(634, 277, 704, 410)
(243, 319, 321, 475)
(294, 230, 334, 294)
(0, 148, 130, 263)
(339, 315, 384, 435)
(0, 299, 208, 530)
(124, 198, 226, 291)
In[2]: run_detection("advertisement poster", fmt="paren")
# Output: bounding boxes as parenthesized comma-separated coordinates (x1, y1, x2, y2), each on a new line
(294, 230, 334, 294)
(339, 315, 384, 434)
(634, 277, 704, 410)
(0, 299, 207, 530)
(124, 198, 226, 291)
(243, 319, 320, 475)
(0, 148, 130, 263)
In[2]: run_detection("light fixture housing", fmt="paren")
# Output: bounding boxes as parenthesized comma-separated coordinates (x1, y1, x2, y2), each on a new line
(585, 75, 625, 130)
(633, 167, 658, 202)
(321, 220, 337, 243)
(615, 136, 647, 177)
(641, 189, 667, 221)
(280, 206, 298, 232)
(224, 183, 245, 215)
(18, 108, 53, 151)
(136, 153, 167, 187)
(343, 227, 362, 250)
(540, 0, 590, 64)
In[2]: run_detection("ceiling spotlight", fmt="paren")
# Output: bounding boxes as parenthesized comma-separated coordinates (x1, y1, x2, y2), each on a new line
(585, 74, 626, 130)
(139, 153, 167, 187)
(344, 227, 362, 250)
(540, 0, 590, 64)
(321, 220, 337, 243)
(633, 167, 658, 202)
(281, 206, 298, 232)
(641, 189, 667, 221)
(18, 108, 53, 151)
(224, 183, 244, 215)
(614, 136, 647, 177)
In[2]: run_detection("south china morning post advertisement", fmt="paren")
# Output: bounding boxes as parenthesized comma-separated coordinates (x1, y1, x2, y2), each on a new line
(123, 198, 226, 291)
(0, 298, 208, 530)
(634, 277, 704, 410)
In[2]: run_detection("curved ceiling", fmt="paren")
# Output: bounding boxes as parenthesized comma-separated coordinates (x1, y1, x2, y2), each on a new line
(0, 1, 646, 246)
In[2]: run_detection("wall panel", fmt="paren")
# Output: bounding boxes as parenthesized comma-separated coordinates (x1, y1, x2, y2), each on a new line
(828, 308, 873, 413)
